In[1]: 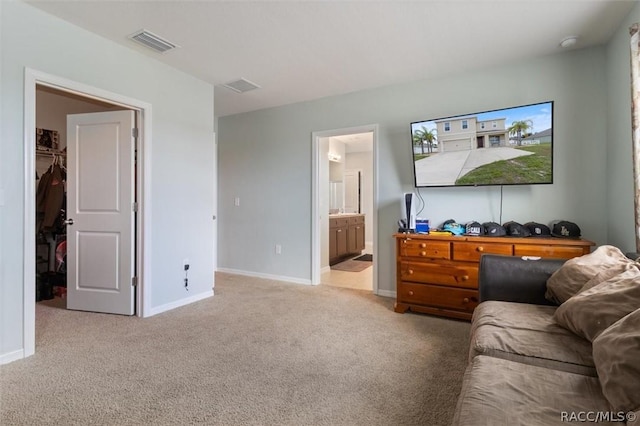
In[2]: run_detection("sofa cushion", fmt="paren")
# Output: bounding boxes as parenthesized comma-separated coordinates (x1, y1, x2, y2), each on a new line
(452, 355, 613, 426)
(593, 308, 640, 414)
(545, 245, 631, 304)
(470, 301, 595, 376)
(553, 268, 640, 341)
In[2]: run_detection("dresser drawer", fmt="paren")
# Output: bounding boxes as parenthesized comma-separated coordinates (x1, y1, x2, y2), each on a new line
(399, 239, 451, 260)
(399, 261, 478, 289)
(514, 244, 588, 259)
(398, 283, 479, 312)
(452, 241, 513, 261)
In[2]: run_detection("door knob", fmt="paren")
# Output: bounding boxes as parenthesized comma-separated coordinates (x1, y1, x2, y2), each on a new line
(64, 218, 74, 225)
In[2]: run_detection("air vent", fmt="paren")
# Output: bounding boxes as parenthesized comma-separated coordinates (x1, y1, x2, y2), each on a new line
(128, 29, 179, 54)
(220, 78, 261, 94)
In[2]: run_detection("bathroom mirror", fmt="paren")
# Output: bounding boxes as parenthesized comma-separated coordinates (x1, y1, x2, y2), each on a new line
(329, 181, 343, 212)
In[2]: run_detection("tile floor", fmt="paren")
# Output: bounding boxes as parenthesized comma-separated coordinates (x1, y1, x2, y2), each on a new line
(321, 255, 373, 291)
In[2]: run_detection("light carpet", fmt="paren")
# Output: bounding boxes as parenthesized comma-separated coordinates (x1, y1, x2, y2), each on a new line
(1, 272, 470, 425)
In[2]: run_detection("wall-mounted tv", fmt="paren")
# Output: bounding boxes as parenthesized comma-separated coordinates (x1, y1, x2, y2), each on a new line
(410, 101, 553, 187)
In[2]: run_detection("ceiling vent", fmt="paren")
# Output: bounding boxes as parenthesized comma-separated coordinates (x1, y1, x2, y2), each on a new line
(128, 29, 179, 54)
(220, 78, 261, 94)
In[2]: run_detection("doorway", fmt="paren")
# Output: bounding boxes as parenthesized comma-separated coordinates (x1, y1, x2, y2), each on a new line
(23, 68, 152, 358)
(35, 86, 133, 309)
(311, 125, 378, 293)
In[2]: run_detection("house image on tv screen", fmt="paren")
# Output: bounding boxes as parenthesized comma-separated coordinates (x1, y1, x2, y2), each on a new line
(434, 116, 508, 152)
(521, 128, 552, 145)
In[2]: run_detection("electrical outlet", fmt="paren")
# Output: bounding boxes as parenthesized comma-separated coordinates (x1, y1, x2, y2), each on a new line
(183, 258, 190, 290)
(275, 244, 282, 255)
(234, 197, 240, 207)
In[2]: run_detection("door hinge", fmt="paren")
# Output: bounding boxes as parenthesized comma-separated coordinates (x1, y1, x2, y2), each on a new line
(132, 202, 138, 212)
(132, 276, 138, 287)
(132, 128, 139, 138)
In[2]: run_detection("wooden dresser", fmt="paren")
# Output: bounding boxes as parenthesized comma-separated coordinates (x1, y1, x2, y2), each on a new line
(394, 233, 594, 320)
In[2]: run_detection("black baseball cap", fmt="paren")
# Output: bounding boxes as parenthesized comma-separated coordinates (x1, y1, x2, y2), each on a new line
(465, 221, 485, 236)
(503, 221, 531, 237)
(524, 222, 551, 237)
(550, 220, 581, 239)
(482, 222, 506, 237)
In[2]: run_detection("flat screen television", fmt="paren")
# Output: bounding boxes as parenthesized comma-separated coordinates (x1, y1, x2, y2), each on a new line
(410, 101, 553, 187)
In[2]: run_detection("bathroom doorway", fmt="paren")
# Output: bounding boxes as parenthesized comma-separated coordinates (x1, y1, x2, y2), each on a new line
(311, 125, 378, 293)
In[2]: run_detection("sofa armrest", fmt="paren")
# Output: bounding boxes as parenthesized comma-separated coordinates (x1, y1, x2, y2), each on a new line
(478, 254, 566, 305)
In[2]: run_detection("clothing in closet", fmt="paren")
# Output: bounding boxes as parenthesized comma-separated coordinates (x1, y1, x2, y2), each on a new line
(36, 162, 66, 231)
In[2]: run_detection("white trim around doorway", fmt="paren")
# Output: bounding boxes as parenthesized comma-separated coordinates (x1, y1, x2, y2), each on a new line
(311, 124, 379, 294)
(22, 68, 153, 359)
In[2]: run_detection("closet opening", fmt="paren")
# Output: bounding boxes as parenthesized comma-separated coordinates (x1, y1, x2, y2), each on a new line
(34, 84, 136, 311)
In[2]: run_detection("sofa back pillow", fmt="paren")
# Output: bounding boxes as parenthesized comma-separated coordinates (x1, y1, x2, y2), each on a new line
(593, 308, 640, 415)
(553, 268, 640, 341)
(545, 245, 631, 304)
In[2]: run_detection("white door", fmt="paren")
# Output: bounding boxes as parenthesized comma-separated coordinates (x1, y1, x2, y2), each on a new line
(66, 111, 136, 315)
(344, 170, 361, 213)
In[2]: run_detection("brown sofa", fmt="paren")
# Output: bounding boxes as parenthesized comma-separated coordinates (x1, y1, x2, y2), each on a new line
(452, 249, 640, 426)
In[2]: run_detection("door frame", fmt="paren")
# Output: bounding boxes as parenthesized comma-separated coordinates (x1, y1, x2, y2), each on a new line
(23, 68, 152, 358)
(311, 124, 379, 292)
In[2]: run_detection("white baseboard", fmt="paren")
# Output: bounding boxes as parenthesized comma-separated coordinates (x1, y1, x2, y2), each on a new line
(365, 241, 373, 253)
(321, 266, 331, 274)
(148, 289, 214, 317)
(376, 289, 396, 298)
(216, 268, 312, 285)
(1, 349, 25, 365)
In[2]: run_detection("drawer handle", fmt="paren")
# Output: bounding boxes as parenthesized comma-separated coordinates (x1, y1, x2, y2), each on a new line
(476, 246, 484, 252)
(337, 229, 342, 232)
(420, 251, 427, 256)
(463, 297, 478, 303)
(463, 297, 470, 303)
(408, 290, 414, 296)
(420, 243, 426, 248)
(461, 275, 469, 281)
(408, 269, 414, 275)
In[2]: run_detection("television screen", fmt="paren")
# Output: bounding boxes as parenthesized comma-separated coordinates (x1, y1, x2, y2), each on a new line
(410, 101, 553, 187)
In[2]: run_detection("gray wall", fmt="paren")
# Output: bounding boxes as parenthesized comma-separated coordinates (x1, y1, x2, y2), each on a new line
(605, 2, 640, 252)
(1, 2, 215, 359)
(219, 46, 610, 293)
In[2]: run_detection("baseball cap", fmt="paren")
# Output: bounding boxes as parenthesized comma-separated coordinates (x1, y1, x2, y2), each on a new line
(482, 222, 507, 237)
(524, 222, 551, 237)
(503, 221, 531, 237)
(550, 220, 581, 239)
(465, 221, 485, 236)
(442, 219, 465, 236)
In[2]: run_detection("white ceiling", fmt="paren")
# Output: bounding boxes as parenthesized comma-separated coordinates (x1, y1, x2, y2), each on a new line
(333, 133, 374, 153)
(27, 0, 636, 117)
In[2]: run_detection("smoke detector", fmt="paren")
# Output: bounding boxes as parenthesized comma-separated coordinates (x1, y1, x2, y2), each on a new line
(220, 78, 261, 94)
(129, 29, 179, 54)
